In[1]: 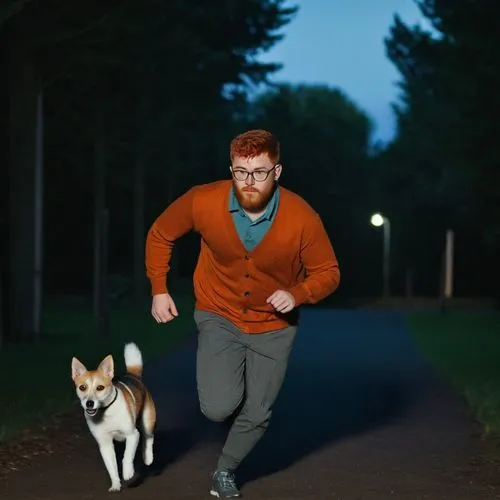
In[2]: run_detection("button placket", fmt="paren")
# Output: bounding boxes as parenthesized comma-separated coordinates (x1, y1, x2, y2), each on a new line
(243, 254, 251, 313)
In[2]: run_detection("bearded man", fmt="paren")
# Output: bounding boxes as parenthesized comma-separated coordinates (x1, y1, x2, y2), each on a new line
(145, 129, 340, 498)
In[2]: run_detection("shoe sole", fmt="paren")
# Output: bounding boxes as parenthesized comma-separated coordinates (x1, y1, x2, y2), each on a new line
(210, 489, 241, 498)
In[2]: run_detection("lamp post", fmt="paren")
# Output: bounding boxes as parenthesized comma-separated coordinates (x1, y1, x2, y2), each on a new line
(370, 212, 391, 297)
(443, 229, 454, 300)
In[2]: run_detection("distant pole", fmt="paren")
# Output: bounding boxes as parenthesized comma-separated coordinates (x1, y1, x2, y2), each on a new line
(444, 229, 454, 300)
(382, 217, 391, 297)
(370, 213, 391, 298)
(33, 87, 44, 343)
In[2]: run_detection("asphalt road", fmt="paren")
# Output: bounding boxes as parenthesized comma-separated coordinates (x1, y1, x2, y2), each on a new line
(1, 309, 499, 499)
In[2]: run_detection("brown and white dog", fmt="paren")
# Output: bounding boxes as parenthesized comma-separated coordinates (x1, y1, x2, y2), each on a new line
(71, 343, 156, 492)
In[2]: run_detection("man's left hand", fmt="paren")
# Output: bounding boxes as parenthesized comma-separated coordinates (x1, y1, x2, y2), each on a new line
(266, 290, 295, 313)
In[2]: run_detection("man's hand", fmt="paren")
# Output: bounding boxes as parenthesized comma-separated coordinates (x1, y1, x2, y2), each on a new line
(151, 293, 178, 323)
(266, 290, 295, 314)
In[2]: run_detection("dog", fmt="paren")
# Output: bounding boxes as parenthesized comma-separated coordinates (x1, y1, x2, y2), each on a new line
(71, 342, 156, 492)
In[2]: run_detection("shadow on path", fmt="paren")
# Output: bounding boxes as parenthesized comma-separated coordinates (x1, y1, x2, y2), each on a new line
(238, 309, 430, 485)
(124, 425, 200, 488)
(127, 309, 429, 487)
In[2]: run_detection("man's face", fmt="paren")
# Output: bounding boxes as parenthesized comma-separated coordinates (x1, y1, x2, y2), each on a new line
(231, 153, 282, 213)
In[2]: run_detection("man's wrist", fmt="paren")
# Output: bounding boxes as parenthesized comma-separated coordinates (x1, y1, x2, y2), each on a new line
(151, 278, 168, 296)
(286, 284, 309, 308)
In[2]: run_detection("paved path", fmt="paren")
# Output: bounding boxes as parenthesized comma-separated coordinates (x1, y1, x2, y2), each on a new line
(1, 309, 499, 499)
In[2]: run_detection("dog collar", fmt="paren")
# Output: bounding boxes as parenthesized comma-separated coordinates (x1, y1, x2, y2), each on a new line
(101, 387, 118, 411)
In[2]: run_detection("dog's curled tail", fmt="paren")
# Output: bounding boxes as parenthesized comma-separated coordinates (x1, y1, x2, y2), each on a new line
(124, 342, 143, 378)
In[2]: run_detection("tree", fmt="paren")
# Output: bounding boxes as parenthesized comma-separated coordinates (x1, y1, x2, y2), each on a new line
(2, 0, 298, 343)
(379, 0, 500, 296)
(387, 1, 500, 231)
(242, 83, 377, 297)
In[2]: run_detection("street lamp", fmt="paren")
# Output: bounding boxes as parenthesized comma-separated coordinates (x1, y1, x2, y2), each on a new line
(370, 212, 391, 297)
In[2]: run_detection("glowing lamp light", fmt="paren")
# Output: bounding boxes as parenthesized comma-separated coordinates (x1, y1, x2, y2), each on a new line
(370, 213, 385, 227)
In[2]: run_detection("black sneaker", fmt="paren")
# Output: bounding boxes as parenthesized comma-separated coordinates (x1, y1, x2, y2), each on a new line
(210, 469, 241, 498)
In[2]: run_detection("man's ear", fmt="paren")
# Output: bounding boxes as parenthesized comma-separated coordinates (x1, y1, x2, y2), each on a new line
(274, 163, 283, 181)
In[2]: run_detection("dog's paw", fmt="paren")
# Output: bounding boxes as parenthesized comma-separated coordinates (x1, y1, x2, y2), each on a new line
(108, 482, 121, 492)
(143, 449, 153, 466)
(122, 463, 135, 481)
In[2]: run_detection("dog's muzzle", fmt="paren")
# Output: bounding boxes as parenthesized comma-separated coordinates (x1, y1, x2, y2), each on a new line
(85, 400, 98, 416)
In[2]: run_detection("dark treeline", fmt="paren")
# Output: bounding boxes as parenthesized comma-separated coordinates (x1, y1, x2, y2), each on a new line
(1, 0, 499, 343)
(378, 0, 500, 300)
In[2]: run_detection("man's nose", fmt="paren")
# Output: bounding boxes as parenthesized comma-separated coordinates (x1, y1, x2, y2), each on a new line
(245, 174, 255, 185)
(86, 400, 95, 409)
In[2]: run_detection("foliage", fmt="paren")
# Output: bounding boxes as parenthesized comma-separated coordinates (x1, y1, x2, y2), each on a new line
(386, 1, 500, 231)
(3, 1, 299, 301)
(373, 0, 500, 295)
(0, 294, 195, 442)
(241, 83, 380, 297)
(408, 312, 500, 437)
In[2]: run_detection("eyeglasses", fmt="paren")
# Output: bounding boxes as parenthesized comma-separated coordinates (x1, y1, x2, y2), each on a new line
(230, 165, 278, 182)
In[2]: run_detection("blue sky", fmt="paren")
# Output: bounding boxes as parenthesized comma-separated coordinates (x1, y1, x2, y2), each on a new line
(257, 1, 432, 144)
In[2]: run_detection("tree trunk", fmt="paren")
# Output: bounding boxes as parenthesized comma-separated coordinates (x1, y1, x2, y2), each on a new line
(405, 268, 413, 298)
(92, 109, 110, 337)
(133, 89, 148, 307)
(0, 26, 9, 348)
(33, 89, 44, 344)
(100, 209, 110, 337)
(7, 36, 41, 343)
(166, 168, 179, 286)
(0, 271, 3, 350)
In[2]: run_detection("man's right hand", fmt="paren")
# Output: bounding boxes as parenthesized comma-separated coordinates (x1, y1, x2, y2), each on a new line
(151, 293, 178, 323)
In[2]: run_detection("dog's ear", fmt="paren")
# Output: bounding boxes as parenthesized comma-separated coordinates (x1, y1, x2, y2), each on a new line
(97, 354, 114, 379)
(71, 357, 88, 381)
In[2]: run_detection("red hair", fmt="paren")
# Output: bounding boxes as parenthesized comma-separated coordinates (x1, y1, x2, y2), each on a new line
(230, 129, 280, 164)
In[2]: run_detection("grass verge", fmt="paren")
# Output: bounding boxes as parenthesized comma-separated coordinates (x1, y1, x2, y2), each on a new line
(407, 311, 500, 437)
(0, 294, 195, 443)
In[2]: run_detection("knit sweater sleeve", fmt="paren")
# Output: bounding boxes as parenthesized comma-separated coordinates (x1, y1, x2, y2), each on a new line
(286, 212, 340, 306)
(145, 186, 198, 295)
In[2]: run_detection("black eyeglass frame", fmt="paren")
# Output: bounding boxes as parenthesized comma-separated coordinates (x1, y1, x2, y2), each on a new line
(229, 164, 280, 182)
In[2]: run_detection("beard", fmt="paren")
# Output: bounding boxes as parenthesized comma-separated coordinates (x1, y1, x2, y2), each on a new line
(233, 180, 277, 213)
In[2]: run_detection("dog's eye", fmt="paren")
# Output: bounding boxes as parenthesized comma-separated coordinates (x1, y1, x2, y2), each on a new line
(79, 384, 87, 391)
(97, 385, 105, 391)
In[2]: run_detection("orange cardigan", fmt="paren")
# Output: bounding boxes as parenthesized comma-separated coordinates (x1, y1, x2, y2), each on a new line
(146, 180, 340, 333)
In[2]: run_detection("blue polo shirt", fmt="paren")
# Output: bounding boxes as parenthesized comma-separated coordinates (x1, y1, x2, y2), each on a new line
(229, 186, 280, 251)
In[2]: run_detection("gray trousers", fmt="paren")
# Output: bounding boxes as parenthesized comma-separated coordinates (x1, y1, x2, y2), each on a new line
(194, 310, 297, 471)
